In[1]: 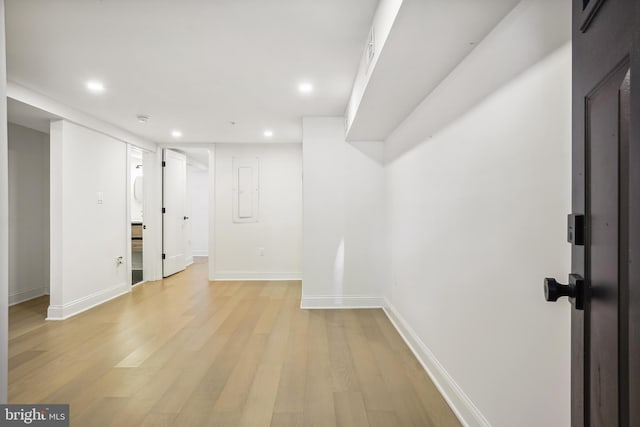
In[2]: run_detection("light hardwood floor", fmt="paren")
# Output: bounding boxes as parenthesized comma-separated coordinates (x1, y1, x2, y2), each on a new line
(9, 260, 460, 426)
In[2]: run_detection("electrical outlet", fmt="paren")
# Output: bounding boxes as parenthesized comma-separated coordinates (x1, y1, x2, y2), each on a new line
(258, 247, 264, 256)
(97, 192, 104, 204)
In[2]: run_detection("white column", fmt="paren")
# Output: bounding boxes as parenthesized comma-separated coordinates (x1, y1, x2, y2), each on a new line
(47, 121, 64, 317)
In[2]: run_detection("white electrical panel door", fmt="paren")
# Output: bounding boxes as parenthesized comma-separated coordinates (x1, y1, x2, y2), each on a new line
(162, 149, 187, 277)
(232, 157, 259, 223)
(237, 167, 253, 218)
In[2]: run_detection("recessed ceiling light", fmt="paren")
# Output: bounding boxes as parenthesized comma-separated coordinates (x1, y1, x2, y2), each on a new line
(263, 130, 274, 138)
(86, 80, 105, 94)
(171, 130, 182, 138)
(298, 82, 314, 94)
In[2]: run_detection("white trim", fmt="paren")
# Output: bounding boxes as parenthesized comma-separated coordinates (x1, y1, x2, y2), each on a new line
(132, 280, 146, 288)
(213, 271, 302, 281)
(300, 295, 384, 309)
(185, 258, 194, 267)
(46, 282, 129, 320)
(383, 299, 490, 427)
(192, 250, 208, 257)
(9, 287, 46, 306)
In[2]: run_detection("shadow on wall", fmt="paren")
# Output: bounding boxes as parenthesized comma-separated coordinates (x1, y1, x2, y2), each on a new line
(348, 140, 385, 165)
(383, 0, 571, 164)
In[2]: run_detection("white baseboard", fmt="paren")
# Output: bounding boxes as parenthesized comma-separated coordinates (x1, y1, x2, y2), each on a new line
(192, 250, 208, 257)
(47, 282, 129, 320)
(300, 295, 384, 309)
(383, 299, 490, 427)
(213, 271, 302, 281)
(9, 288, 46, 306)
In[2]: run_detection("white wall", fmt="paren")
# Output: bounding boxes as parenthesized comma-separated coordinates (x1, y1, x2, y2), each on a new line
(214, 144, 302, 280)
(0, 0, 9, 403)
(384, 12, 571, 427)
(8, 123, 49, 304)
(48, 120, 129, 319)
(187, 164, 209, 257)
(301, 117, 388, 307)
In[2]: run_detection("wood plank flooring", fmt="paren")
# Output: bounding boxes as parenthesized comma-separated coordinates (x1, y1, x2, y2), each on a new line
(9, 260, 460, 426)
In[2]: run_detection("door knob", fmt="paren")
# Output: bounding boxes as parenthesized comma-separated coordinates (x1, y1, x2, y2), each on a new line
(543, 274, 585, 310)
(184, 216, 189, 220)
(544, 278, 574, 301)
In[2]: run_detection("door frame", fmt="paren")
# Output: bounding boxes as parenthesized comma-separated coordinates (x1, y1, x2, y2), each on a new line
(157, 143, 216, 281)
(126, 145, 153, 288)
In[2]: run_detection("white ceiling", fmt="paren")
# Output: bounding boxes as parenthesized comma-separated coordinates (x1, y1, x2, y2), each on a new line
(5, 0, 379, 144)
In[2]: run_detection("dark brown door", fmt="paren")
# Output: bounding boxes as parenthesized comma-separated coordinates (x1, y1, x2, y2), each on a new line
(568, 1, 638, 426)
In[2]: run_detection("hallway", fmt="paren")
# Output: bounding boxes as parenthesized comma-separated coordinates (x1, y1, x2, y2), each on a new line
(8, 260, 459, 426)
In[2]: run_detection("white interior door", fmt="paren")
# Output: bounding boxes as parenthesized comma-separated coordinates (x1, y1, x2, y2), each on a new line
(184, 171, 193, 265)
(142, 151, 155, 281)
(162, 149, 187, 277)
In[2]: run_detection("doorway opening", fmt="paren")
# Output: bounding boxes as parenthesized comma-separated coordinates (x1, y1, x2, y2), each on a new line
(161, 148, 210, 278)
(185, 149, 210, 268)
(130, 147, 145, 285)
(6, 118, 51, 318)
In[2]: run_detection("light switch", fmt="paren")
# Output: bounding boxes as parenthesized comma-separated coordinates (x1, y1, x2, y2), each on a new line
(97, 192, 104, 204)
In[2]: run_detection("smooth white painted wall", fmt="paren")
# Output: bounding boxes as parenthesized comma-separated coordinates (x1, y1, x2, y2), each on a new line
(8, 123, 49, 304)
(385, 41, 571, 427)
(214, 144, 301, 279)
(48, 120, 128, 319)
(0, 0, 9, 403)
(302, 118, 388, 305)
(187, 164, 209, 257)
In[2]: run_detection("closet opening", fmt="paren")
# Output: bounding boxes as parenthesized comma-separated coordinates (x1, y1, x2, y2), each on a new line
(7, 99, 53, 319)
